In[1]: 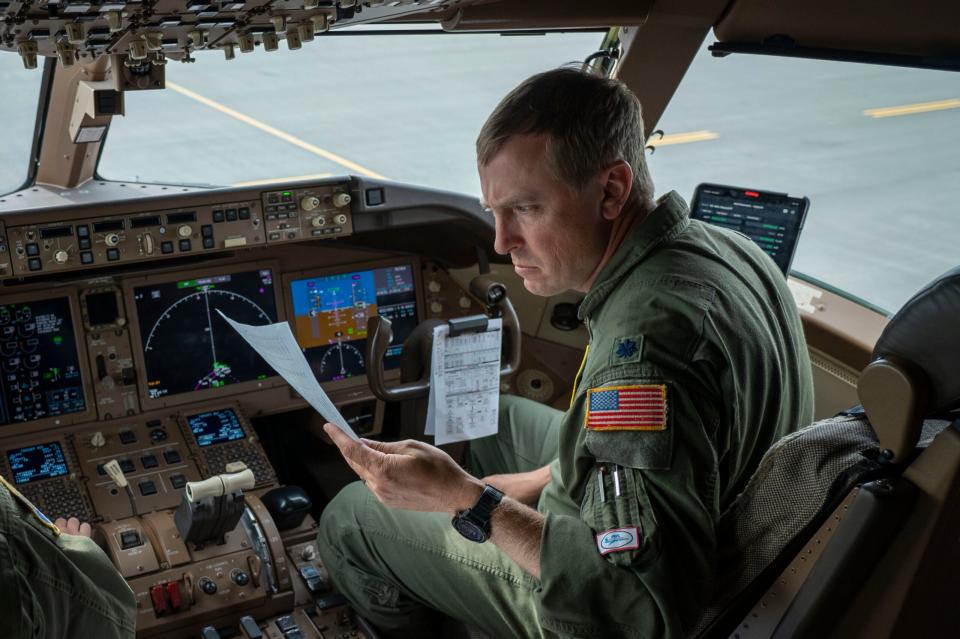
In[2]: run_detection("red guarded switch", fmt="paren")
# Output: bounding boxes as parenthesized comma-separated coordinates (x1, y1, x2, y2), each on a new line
(150, 585, 168, 616)
(165, 581, 183, 611)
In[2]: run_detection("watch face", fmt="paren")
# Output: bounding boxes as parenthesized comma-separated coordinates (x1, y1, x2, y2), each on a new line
(453, 516, 487, 543)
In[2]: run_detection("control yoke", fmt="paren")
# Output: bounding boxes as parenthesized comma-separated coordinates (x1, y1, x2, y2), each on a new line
(366, 274, 521, 402)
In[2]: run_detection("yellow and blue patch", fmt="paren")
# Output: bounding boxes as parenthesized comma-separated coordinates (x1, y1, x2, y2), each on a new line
(0, 473, 61, 536)
(584, 384, 668, 431)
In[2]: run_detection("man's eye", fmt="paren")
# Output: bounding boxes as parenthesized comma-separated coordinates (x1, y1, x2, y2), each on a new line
(515, 205, 536, 214)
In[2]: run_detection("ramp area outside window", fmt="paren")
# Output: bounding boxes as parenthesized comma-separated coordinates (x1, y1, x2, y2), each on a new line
(0, 56, 43, 196)
(650, 46, 959, 314)
(97, 29, 602, 196)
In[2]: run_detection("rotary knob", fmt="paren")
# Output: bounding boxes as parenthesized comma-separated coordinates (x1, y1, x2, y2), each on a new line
(198, 577, 218, 595)
(104, 233, 120, 247)
(334, 213, 348, 225)
(427, 280, 441, 293)
(300, 545, 317, 561)
(230, 569, 250, 586)
(90, 431, 106, 448)
(459, 296, 472, 309)
(301, 195, 321, 211)
(430, 301, 443, 314)
(177, 225, 192, 238)
(54, 250, 69, 264)
(311, 216, 326, 228)
(332, 192, 351, 208)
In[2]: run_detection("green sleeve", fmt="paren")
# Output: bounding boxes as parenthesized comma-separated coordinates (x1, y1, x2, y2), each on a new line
(537, 367, 720, 638)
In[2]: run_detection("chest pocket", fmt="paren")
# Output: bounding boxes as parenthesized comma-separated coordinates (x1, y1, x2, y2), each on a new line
(580, 464, 661, 568)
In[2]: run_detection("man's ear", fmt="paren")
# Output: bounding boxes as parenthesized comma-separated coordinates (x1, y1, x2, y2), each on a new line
(599, 160, 634, 221)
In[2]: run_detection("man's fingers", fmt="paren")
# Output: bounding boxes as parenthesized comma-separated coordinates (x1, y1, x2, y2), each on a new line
(324, 423, 386, 477)
(54, 517, 67, 530)
(79, 521, 92, 537)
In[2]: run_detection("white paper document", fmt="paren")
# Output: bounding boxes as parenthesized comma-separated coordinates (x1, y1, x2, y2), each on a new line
(217, 310, 358, 441)
(425, 318, 501, 445)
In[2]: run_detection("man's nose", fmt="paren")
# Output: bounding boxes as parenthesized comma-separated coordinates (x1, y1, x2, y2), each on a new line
(493, 213, 519, 256)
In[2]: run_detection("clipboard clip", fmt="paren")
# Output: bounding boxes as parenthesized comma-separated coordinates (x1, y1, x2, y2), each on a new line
(365, 275, 521, 402)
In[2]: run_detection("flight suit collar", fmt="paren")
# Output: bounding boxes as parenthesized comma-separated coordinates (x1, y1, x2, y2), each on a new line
(578, 190, 690, 320)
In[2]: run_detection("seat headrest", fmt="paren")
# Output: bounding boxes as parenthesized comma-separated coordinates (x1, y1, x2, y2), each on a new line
(871, 266, 960, 416)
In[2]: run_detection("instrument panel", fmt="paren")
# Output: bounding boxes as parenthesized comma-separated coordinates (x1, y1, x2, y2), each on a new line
(0, 176, 494, 638)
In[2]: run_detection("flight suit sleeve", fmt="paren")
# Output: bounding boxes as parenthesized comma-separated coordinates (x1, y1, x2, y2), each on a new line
(535, 361, 720, 638)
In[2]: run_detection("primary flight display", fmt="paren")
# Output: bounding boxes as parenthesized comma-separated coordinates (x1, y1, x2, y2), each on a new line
(289, 263, 418, 383)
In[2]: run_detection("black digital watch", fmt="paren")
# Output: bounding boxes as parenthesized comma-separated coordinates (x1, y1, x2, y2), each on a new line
(452, 484, 504, 543)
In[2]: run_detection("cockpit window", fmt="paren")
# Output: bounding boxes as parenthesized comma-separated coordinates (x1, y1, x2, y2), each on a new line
(97, 29, 602, 194)
(650, 46, 958, 314)
(0, 56, 43, 196)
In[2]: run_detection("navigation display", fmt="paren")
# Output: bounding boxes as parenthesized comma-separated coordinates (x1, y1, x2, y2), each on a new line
(0, 297, 87, 425)
(133, 269, 278, 399)
(691, 183, 809, 274)
(7, 442, 69, 484)
(289, 264, 418, 383)
(187, 408, 245, 447)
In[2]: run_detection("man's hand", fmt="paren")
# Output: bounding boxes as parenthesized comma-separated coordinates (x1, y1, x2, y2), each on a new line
(482, 465, 552, 507)
(324, 423, 484, 515)
(54, 517, 92, 537)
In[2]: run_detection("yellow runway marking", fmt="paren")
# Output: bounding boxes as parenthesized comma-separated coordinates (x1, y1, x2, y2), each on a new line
(647, 130, 719, 147)
(166, 81, 386, 179)
(232, 173, 334, 187)
(864, 98, 960, 118)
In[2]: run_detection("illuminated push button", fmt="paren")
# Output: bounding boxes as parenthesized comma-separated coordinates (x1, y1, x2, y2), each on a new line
(163, 450, 181, 464)
(238, 207, 250, 220)
(27, 258, 42, 271)
(161, 241, 174, 254)
(138, 480, 157, 496)
(140, 454, 158, 469)
(25, 243, 39, 256)
(119, 459, 135, 473)
(225, 209, 237, 221)
(119, 429, 137, 444)
(80, 251, 94, 264)
(169, 474, 186, 489)
(213, 210, 225, 223)
(106, 248, 120, 261)
(179, 239, 191, 252)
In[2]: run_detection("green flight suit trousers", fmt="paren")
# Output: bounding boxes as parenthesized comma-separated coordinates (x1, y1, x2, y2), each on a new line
(318, 395, 572, 638)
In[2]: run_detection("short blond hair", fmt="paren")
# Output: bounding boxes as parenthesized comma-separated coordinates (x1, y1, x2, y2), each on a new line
(477, 67, 655, 208)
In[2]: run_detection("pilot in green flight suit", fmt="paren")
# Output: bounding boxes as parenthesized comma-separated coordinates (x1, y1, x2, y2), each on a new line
(318, 68, 814, 638)
(0, 475, 137, 639)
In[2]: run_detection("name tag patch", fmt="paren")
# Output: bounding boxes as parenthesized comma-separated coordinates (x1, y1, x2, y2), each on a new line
(596, 526, 640, 555)
(585, 384, 667, 431)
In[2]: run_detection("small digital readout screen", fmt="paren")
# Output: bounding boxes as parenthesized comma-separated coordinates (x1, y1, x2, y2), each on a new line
(187, 408, 245, 447)
(7, 441, 69, 485)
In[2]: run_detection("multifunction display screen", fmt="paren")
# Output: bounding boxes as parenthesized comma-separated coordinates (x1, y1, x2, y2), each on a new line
(7, 442, 69, 484)
(289, 264, 418, 382)
(0, 297, 87, 425)
(134, 269, 278, 399)
(187, 408, 245, 447)
(691, 184, 808, 274)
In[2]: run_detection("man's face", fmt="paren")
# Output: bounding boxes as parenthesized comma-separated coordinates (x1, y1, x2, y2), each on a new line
(479, 134, 610, 296)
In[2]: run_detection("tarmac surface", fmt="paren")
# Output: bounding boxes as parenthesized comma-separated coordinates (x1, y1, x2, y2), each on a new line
(1, 32, 957, 312)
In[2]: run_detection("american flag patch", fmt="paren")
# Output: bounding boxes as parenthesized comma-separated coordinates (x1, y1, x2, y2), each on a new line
(584, 384, 668, 431)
